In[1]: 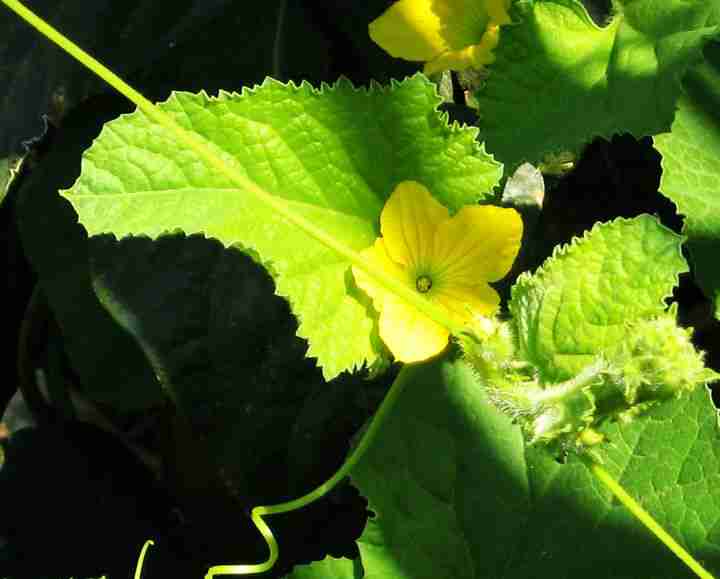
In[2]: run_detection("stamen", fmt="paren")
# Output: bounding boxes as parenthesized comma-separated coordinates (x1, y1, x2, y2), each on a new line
(416, 275, 432, 293)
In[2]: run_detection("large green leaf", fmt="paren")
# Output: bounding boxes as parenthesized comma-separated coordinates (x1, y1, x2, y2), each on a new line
(510, 215, 687, 380)
(476, 0, 719, 169)
(62, 75, 502, 378)
(350, 357, 720, 578)
(352, 359, 527, 579)
(654, 42, 720, 315)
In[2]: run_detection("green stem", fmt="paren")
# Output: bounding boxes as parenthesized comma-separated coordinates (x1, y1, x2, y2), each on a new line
(581, 455, 715, 579)
(0, 0, 462, 337)
(532, 358, 607, 405)
(134, 540, 154, 579)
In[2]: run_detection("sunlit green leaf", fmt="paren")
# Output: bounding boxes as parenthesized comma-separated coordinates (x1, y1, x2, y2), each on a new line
(510, 215, 687, 380)
(62, 75, 501, 378)
(477, 0, 718, 169)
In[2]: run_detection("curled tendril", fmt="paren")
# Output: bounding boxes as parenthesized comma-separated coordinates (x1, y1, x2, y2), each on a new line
(133, 366, 413, 577)
(133, 540, 154, 579)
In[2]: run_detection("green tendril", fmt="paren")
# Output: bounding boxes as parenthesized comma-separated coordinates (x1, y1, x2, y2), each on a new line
(130, 366, 412, 577)
(204, 365, 412, 576)
(134, 540, 154, 579)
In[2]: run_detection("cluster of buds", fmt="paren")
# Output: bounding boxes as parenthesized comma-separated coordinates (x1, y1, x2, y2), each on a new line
(459, 310, 718, 454)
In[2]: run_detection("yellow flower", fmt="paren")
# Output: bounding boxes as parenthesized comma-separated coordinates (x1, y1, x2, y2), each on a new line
(353, 181, 522, 363)
(369, 0, 512, 75)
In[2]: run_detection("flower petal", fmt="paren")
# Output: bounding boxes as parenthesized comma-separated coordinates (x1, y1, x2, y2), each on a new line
(433, 281, 501, 324)
(369, 0, 448, 61)
(351, 236, 447, 362)
(381, 181, 449, 270)
(487, 0, 512, 26)
(352, 238, 408, 308)
(423, 24, 501, 75)
(369, 0, 495, 63)
(379, 296, 450, 362)
(433, 205, 523, 283)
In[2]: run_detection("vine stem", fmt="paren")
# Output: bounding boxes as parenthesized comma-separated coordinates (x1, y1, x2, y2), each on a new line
(581, 455, 715, 579)
(0, 0, 462, 338)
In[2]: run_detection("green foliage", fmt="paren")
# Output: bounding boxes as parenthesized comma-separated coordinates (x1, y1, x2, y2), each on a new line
(283, 557, 361, 578)
(351, 359, 526, 579)
(62, 75, 501, 379)
(4, 0, 720, 577)
(483, 216, 717, 447)
(16, 102, 164, 410)
(655, 42, 720, 314)
(89, 232, 345, 505)
(476, 0, 719, 169)
(510, 215, 687, 379)
(351, 358, 720, 578)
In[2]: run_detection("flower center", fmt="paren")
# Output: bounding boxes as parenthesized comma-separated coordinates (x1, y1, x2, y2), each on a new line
(416, 275, 433, 293)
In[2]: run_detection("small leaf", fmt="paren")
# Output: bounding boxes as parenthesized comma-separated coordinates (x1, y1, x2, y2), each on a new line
(62, 75, 501, 378)
(476, 0, 719, 169)
(510, 215, 688, 380)
(1, 155, 22, 207)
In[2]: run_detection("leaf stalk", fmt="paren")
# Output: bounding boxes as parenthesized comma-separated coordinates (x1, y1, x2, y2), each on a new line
(582, 455, 715, 579)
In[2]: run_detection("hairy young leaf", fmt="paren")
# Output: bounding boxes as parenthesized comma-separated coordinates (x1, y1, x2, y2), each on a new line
(654, 42, 720, 314)
(510, 215, 687, 380)
(62, 75, 501, 379)
(476, 0, 719, 169)
(350, 358, 720, 578)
